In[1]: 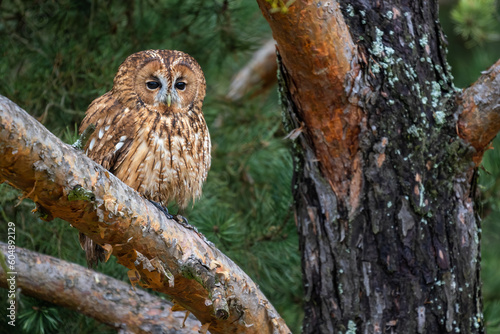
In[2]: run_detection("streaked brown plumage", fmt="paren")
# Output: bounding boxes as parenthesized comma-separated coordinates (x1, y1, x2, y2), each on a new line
(79, 49, 211, 267)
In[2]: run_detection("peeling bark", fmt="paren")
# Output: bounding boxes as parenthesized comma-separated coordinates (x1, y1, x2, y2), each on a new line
(0, 95, 290, 334)
(457, 59, 500, 163)
(0, 242, 201, 334)
(259, 0, 487, 333)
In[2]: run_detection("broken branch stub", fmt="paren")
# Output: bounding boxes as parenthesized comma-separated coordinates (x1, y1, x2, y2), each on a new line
(457, 59, 500, 163)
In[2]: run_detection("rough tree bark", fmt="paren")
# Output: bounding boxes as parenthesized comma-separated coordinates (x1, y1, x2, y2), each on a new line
(0, 95, 290, 334)
(258, 1, 500, 333)
(0, 242, 202, 334)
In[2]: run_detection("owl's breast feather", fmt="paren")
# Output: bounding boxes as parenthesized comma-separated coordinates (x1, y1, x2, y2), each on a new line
(114, 113, 210, 209)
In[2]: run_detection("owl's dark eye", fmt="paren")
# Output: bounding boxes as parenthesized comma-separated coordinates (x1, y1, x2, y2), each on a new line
(146, 81, 161, 90)
(175, 81, 186, 91)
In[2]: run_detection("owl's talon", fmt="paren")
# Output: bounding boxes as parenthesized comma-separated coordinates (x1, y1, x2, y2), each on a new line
(174, 214, 200, 233)
(174, 214, 189, 226)
(173, 214, 213, 246)
(148, 200, 174, 219)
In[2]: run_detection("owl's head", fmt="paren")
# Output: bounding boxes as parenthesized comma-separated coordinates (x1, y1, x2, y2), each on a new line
(112, 50, 206, 114)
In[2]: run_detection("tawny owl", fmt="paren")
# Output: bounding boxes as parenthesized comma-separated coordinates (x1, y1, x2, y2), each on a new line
(78, 49, 211, 267)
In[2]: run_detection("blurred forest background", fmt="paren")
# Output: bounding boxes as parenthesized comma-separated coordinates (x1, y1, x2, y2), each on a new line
(0, 0, 498, 333)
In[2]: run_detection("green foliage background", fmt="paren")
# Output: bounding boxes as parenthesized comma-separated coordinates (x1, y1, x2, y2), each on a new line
(0, 0, 498, 333)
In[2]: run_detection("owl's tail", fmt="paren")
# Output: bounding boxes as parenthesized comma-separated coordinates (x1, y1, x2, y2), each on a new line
(79, 233, 106, 268)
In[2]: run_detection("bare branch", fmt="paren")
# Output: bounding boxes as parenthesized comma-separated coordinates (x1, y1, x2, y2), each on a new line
(457, 58, 500, 164)
(226, 39, 277, 101)
(0, 242, 201, 333)
(0, 95, 291, 334)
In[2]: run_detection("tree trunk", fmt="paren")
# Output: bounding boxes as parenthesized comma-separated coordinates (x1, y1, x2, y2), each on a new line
(258, 1, 500, 333)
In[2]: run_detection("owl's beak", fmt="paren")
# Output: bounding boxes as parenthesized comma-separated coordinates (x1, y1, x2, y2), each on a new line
(166, 94, 172, 107)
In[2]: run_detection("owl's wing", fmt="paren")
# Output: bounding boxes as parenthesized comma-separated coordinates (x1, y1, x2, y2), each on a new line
(79, 93, 134, 174)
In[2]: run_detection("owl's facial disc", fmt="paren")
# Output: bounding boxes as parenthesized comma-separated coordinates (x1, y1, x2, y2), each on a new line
(130, 55, 203, 114)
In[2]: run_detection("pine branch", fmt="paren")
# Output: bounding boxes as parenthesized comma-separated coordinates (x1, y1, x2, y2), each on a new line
(0, 242, 201, 334)
(0, 95, 291, 334)
(457, 58, 500, 164)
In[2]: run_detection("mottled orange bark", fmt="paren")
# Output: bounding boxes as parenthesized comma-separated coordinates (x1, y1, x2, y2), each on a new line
(457, 59, 500, 164)
(0, 95, 290, 334)
(0, 242, 201, 334)
(257, 0, 362, 201)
